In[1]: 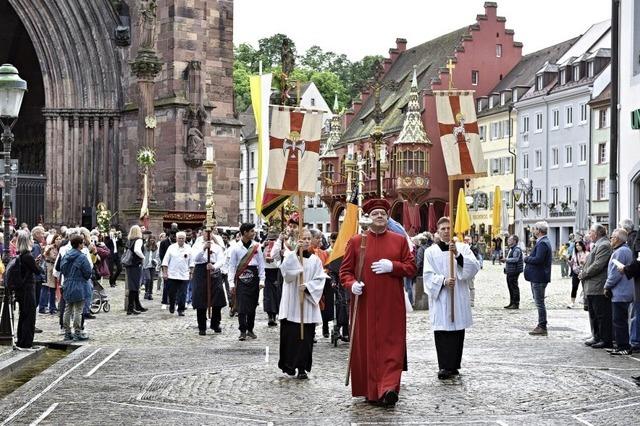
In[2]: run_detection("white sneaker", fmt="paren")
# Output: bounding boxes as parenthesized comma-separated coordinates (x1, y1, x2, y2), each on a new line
(161, 305, 167, 310)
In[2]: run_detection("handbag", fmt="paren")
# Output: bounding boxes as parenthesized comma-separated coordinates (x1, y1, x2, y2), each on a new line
(121, 248, 134, 267)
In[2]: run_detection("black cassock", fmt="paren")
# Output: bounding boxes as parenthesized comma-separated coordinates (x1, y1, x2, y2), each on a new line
(263, 268, 282, 314)
(235, 265, 260, 314)
(191, 263, 227, 310)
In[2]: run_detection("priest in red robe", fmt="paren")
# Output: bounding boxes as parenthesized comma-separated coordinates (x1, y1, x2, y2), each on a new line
(339, 198, 416, 407)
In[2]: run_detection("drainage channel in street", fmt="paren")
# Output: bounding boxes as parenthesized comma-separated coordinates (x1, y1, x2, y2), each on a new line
(0, 343, 76, 400)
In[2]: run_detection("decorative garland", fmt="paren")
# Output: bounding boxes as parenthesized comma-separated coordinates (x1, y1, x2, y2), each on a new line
(137, 147, 156, 167)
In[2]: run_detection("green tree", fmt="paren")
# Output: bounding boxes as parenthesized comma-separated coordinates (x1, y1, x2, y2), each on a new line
(233, 61, 252, 112)
(309, 71, 348, 111)
(257, 33, 296, 70)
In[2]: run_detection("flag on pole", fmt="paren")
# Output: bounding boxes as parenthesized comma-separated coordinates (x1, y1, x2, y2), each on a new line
(249, 72, 278, 217)
(492, 185, 502, 237)
(326, 193, 359, 275)
(265, 106, 323, 195)
(434, 91, 487, 178)
(454, 188, 471, 238)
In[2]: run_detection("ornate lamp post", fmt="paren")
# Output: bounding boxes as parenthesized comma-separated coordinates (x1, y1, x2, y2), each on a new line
(0, 64, 27, 340)
(370, 125, 389, 198)
(203, 146, 217, 232)
(344, 144, 357, 201)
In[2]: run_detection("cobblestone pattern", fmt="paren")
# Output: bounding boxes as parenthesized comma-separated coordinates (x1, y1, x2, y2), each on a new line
(0, 264, 638, 425)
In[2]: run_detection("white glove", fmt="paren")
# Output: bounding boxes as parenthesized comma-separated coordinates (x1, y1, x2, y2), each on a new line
(351, 281, 364, 295)
(371, 259, 393, 274)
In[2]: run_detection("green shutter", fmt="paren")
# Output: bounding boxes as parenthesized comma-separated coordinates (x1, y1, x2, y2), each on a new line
(632, 108, 640, 130)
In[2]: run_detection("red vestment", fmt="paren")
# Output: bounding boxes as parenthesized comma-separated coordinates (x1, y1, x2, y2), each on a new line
(339, 229, 416, 400)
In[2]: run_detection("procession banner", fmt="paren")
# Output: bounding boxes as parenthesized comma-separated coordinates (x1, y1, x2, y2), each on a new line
(434, 90, 487, 180)
(249, 73, 275, 217)
(265, 105, 324, 195)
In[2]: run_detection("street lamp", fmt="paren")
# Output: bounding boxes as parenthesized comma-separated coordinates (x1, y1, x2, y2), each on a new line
(0, 64, 27, 342)
(0, 64, 26, 263)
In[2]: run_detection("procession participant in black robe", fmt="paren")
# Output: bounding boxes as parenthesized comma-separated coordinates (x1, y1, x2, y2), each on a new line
(263, 228, 282, 326)
(278, 229, 327, 379)
(227, 223, 265, 341)
(191, 238, 227, 335)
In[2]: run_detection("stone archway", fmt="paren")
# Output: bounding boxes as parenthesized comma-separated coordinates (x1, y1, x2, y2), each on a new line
(331, 202, 346, 232)
(6, 0, 125, 225)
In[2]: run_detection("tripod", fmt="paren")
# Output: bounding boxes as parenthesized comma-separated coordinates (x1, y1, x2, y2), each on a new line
(0, 287, 17, 350)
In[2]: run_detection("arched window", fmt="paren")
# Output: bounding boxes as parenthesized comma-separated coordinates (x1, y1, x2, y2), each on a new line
(395, 149, 429, 176)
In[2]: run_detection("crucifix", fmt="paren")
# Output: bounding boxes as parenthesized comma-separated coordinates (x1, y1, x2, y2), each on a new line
(446, 58, 456, 90)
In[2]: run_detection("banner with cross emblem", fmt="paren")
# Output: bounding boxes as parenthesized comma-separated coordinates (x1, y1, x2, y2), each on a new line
(266, 106, 323, 195)
(434, 90, 487, 179)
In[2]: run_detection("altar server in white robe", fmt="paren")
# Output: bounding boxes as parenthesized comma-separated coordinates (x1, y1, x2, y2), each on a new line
(423, 216, 480, 380)
(278, 229, 327, 379)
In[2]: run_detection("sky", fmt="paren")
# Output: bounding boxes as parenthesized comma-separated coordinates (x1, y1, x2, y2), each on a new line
(234, 0, 610, 60)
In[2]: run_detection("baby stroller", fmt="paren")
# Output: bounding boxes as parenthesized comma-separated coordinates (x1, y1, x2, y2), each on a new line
(330, 271, 350, 347)
(90, 276, 111, 314)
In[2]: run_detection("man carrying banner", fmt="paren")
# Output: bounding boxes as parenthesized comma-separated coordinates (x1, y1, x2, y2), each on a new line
(278, 228, 327, 379)
(340, 198, 416, 407)
(228, 223, 265, 341)
(423, 216, 480, 380)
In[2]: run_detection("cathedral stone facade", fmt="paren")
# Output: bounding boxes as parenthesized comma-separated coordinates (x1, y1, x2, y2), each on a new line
(1, 0, 240, 230)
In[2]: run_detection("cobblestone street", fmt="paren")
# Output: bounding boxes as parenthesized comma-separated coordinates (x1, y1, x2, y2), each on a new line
(0, 263, 639, 425)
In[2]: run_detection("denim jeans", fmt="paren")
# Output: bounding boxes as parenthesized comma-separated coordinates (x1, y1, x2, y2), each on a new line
(612, 301, 631, 350)
(630, 301, 640, 347)
(530, 282, 548, 328)
(38, 286, 57, 312)
(404, 277, 414, 305)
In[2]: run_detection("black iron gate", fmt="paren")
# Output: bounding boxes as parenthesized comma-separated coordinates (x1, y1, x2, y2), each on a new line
(15, 174, 45, 227)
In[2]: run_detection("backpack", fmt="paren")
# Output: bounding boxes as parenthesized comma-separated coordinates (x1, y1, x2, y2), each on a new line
(4, 256, 25, 291)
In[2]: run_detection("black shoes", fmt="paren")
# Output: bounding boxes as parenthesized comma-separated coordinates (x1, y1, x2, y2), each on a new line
(591, 341, 613, 349)
(199, 330, 206, 336)
(178, 311, 185, 316)
(584, 338, 597, 346)
(504, 304, 519, 309)
(297, 369, 308, 380)
(83, 313, 96, 319)
(137, 307, 148, 312)
(212, 327, 222, 333)
(238, 332, 246, 341)
(267, 319, 278, 327)
(438, 369, 456, 380)
(381, 390, 398, 406)
(246, 331, 257, 339)
(127, 310, 140, 315)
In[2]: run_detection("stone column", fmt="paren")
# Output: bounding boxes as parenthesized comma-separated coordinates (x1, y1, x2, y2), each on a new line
(102, 116, 109, 204)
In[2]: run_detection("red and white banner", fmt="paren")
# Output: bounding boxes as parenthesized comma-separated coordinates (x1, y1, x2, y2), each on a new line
(434, 91, 487, 177)
(266, 106, 323, 195)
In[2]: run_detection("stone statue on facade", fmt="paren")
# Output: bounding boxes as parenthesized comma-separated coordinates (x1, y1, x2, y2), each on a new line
(184, 105, 207, 167)
(138, 0, 158, 50)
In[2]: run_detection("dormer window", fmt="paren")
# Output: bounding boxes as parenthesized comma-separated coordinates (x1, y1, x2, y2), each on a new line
(477, 99, 483, 112)
(489, 97, 494, 109)
(588, 61, 594, 77)
(573, 65, 580, 81)
(536, 75, 543, 91)
(500, 93, 506, 106)
(512, 89, 518, 102)
(560, 69, 566, 85)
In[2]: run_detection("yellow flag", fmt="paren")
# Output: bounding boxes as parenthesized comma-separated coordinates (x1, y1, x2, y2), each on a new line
(492, 185, 502, 237)
(454, 188, 471, 238)
(326, 202, 359, 272)
(250, 73, 273, 216)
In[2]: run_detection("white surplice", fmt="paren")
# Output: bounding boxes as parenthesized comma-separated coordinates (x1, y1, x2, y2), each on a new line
(278, 251, 327, 324)
(423, 242, 480, 331)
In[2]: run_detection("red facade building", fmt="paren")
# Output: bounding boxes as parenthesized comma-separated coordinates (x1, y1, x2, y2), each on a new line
(320, 2, 522, 232)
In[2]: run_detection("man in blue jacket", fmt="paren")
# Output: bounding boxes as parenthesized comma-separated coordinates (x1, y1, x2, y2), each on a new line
(60, 235, 93, 341)
(524, 221, 553, 336)
(605, 228, 635, 355)
(503, 234, 524, 309)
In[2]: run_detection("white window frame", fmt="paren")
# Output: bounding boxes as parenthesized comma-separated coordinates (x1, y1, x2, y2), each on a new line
(552, 108, 560, 129)
(598, 142, 608, 164)
(522, 152, 530, 178)
(479, 125, 486, 141)
(551, 146, 559, 168)
(534, 149, 543, 170)
(512, 90, 518, 102)
(560, 69, 566, 85)
(565, 105, 573, 127)
(578, 143, 587, 165)
(471, 70, 479, 86)
(250, 183, 255, 201)
(536, 75, 543, 90)
(521, 115, 530, 134)
(552, 187, 559, 205)
(580, 103, 588, 123)
(588, 61, 594, 77)
(564, 145, 573, 166)
(535, 112, 543, 133)
(573, 64, 581, 81)
(250, 151, 255, 170)
(496, 44, 503, 58)
(503, 119, 511, 137)
(489, 97, 494, 109)
(565, 185, 573, 204)
(500, 93, 506, 106)
(240, 183, 244, 202)
(504, 157, 513, 174)
(597, 178, 606, 200)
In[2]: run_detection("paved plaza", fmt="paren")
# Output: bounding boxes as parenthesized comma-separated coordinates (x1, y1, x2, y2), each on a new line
(0, 263, 639, 425)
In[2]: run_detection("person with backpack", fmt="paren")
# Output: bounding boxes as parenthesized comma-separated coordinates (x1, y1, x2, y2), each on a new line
(12, 230, 44, 349)
(60, 235, 92, 341)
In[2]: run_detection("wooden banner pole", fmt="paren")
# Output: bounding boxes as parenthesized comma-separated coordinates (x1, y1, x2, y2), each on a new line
(298, 194, 305, 340)
(449, 179, 455, 323)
